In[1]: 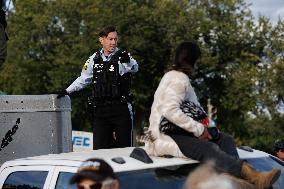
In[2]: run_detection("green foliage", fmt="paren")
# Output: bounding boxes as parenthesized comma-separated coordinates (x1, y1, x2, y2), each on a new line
(1, 0, 283, 152)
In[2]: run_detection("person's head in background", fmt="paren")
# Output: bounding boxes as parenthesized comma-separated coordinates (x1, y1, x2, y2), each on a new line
(183, 161, 236, 189)
(70, 158, 119, 189)
(274, 139, 284, 161)
(168, 41, 201, 79)
(183, 161, 257, 189)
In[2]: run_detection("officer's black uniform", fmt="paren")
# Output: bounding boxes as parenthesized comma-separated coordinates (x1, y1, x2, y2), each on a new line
(92, 50, 133, 149)
(64, 48, 138, 149)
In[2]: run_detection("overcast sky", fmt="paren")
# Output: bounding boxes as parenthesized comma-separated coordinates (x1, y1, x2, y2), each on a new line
(245, 0, 284, 24)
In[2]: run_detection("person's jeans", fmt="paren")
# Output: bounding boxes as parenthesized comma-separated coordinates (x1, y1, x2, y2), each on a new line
(217, 132, 239, 159)
(170, 133, 243, 178)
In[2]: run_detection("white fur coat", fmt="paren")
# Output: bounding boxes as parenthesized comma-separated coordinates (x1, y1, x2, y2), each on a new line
(145, 70, 205, 157)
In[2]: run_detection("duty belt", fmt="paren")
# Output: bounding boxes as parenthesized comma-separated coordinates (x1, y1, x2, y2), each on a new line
(93, 96, 128, 106)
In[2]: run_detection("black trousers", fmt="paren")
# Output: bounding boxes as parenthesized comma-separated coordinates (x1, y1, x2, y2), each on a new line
(170, 132, 243, 178)
(93, 103, 133, 150)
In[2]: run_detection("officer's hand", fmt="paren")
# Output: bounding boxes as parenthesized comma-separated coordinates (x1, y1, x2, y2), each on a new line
(51, 90, 69, 99)
(119, 50, 130, 63)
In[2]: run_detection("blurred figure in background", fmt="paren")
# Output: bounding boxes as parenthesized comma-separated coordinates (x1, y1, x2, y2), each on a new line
(183, 161, 256, 189)
(0, 0, 8, 68)
(274, 139, 284, 161)
(70, 158, 119, 189)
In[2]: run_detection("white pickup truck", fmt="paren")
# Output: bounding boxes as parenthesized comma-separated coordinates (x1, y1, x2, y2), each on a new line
(0, 147, 283, 189)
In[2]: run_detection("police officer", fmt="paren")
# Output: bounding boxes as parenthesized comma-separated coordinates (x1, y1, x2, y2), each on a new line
(0, 0, 8, 68)
(58, 26, 138, 150)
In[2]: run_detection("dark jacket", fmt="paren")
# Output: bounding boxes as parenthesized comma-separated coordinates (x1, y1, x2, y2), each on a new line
(0, 0, 7, 28)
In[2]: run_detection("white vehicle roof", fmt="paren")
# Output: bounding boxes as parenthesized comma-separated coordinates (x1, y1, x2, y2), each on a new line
(0, 147, 198, 173)
(0, 146, 272, 173)
(237, 146, 274, 159)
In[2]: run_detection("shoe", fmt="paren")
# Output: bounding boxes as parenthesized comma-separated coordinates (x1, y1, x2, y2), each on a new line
(241, 161, 281, 189)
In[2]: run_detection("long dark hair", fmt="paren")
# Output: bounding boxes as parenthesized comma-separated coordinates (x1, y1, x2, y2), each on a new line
(168, 41, 201, 78)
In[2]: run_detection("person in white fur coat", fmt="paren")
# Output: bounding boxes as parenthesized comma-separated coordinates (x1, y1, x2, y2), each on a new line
(143, 41, 280, 189)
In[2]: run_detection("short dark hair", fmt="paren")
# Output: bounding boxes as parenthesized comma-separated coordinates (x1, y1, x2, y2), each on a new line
(99, 26, 117, 37)
(168, 41, 201, 78)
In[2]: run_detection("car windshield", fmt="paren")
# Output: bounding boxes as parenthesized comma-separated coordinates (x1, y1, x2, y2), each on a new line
(246, 156, 284, 189)
(117, 163, 199, 189)
(58, 163, 199, 189)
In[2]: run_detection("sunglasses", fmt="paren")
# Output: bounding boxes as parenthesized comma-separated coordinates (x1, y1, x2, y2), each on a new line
(77, 183, 102, 189)
(77, 179, 114, 189)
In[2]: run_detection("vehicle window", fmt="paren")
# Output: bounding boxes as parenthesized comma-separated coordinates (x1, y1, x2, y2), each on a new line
(246, 157, 284, 189)
(55, 172, 76, 189)
(2, 171, 48, 189)
(117, 163, 199, 189)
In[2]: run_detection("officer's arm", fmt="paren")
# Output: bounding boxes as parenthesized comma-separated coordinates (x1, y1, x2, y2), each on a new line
(118, 52, 138, 75)
(66, 56, 94, 94)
